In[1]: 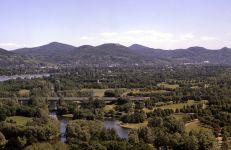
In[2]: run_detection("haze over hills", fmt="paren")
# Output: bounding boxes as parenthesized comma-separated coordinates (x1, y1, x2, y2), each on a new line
(0, 48, 39, 68)
(1, 42, 231, 68)
(14, 42, 76, 64)
(129, 44, 231, 64)
(13, 42, 169, 66)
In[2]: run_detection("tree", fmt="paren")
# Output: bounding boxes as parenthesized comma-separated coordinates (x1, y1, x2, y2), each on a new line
(0, 108, 6, 121)
(191, 130, 218, 150)
(0, 132, 7, 148)
(137, 127, 155, 143)
(128, 130, 139, 144)
(181, 134, 199, 150)
(148, 117, 163, 128)
(163, 116, 185, 133)
(104, 90, 116, 97)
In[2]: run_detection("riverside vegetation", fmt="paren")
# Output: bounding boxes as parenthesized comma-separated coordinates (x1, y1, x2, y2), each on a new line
(0, 65, 230, 149)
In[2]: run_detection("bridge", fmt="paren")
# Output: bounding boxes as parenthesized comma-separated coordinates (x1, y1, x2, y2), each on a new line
(15, 96, 150, 102)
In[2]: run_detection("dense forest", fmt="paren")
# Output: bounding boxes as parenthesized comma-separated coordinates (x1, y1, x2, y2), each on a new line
(0, 65, 230, 149)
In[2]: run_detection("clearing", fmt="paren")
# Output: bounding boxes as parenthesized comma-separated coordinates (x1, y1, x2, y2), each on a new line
(6, 116, 32, 125)
(185, 119, 212, 132)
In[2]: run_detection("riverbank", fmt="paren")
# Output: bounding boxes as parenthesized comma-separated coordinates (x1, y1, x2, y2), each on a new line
(0, 73, 50, 82)
(49, 112, 131, 141)
(119, 121, 148, 129)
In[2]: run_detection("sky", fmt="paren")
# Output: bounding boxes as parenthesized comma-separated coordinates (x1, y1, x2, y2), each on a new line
(0, 0, 231, 50)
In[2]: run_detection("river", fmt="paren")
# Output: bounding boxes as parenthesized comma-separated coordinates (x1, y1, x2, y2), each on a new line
(104, 118, 130, 139)
(49, 112, 130, 142)
(0, 73, 50, 82)
(0, 73, 131, 140)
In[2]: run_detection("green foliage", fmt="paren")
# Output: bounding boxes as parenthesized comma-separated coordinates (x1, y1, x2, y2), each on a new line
(121, 111, 146, 123)
(0, 132, 7, 148)
(25, 142, 68, 150)
(0, 108, 6, 121)
(148, 117, 163, 128)
(73, 108, 104, 120)
(66, 120, 120, 147)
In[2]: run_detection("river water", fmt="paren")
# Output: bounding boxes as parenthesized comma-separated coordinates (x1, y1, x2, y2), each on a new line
(104, 118, 130, 139)
(0, 74, 50, 82)
(0, 74, 131, 141)
(49, 112, 130, 142)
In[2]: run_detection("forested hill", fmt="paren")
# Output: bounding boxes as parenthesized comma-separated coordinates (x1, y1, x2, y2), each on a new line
(1, 42, 231, 68)
(0, 48, 39, 68)
(13, 42, 170, 66)
(130, 44, 231, 64)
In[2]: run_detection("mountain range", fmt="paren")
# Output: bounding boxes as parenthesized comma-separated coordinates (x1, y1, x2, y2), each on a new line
(1, 42, 231, 68)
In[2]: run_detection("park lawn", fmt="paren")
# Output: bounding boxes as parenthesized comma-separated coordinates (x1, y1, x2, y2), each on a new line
(143, 107, 154, 113)
(136, 89, 168, 94)
(191, 86, 200, 89)
(81, 88, 127, 97)
(120, 121, 148, 129)
(104, 104, 116, 112)
(6, 116, 32, 125)
(172, 113, 187, 121)
(185, 120, 212, 132)
(150, 90, 168, 93)
(81, 89, 111, 97)
(158, 100, 195, 111)
(227, 138, 231, 148)
(120, 89, 133, 96)
(157, 100, 207, 111)
(157, 82, 179, 89)
(18, 89, 30, 97)
(62, 114, 73, 118)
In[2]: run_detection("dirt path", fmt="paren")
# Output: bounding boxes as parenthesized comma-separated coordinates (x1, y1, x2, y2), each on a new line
(185, 119, 199, 127)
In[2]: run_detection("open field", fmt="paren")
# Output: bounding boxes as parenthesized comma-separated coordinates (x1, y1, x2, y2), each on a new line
(62, 114, 73, 118)
(6, 116, 32, 125)
(18, 89, 30, 97)
(81, 89, 111, 97)
(157, 82, 179, 89)
(136, 89, 168, 93)
(227, 138, 231, 149)
(157, 100, 208, 111)
(81, 88, 127, 97)
(120, 121, 148, 129)
(143, 108, 154, 113)
(185, 119, 212, 132)
(104, 104, 116, 112)
(172, 113, 186, 121)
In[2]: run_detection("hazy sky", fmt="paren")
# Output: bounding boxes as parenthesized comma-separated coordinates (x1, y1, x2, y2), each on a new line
(1, 0, 231, 50)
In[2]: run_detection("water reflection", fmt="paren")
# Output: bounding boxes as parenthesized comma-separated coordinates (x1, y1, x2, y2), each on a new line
(49, 111, 67, 142)
(49, 112, 131, 142)
(104, 118, 130, 139)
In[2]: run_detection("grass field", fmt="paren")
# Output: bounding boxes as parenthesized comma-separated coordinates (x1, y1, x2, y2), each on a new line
(81, 88, 127, 97)
(227, 138, 231, 149)
(104, 104, 116, 112)
(120, 121, 148, 129)
(157, 82, 179, 89)
(6, 116, 32, 125)
(185, 120, 212, 132)
(62, 114, 73, 118)
(18, 89, 30, 97)
(158, 100, 208, 111)
(81, 89, 111, 97)
(143, 100, 208, 112)
(136, 89, 168, 94)
(143, 107, 155, 113)
(172, 113, 186, 121)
